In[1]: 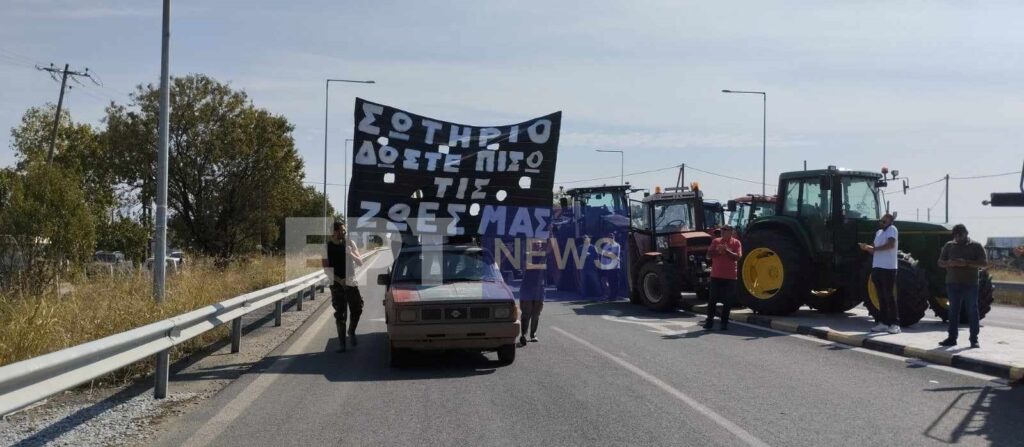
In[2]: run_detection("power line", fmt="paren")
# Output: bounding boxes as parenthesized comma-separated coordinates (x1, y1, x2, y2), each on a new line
(949, 171, 1020, 180)
(906, 177, 945, 191)
(555, 162, 773, 187)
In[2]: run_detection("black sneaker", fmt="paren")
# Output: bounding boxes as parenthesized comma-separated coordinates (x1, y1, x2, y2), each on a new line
(938, 338, 957, 347)
(349, 333, 358, 347)
(970, 340, 980, 349)
(519, 335, 528, 346)
(337, 337, 347, 353)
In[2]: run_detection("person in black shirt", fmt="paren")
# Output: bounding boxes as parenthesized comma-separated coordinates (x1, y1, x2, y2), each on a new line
(325, 221, 363, 352)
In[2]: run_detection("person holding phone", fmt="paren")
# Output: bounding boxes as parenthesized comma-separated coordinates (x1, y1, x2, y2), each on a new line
(859, 213, 900, 334)
(937, 224, 987, 348)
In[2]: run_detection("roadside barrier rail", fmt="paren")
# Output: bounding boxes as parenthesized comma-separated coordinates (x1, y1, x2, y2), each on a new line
(0, 269, 329, 416)
(994, 281, 1024, 293)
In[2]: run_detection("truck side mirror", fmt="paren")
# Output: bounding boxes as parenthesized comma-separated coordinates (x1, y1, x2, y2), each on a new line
(819, 176, 832, 191)
(376, 273, 391, 285)
(727, 200, 737, 212)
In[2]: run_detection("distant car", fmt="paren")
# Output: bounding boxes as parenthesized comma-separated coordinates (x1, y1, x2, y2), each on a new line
(92, 251, 132, 275)
(378, 244, 520, 366)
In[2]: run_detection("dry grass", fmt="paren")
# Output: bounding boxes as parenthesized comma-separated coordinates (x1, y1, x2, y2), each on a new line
(989, 268, 1024, 283)
(990, 267, 1024, 307)
(0, 256, 288, 384)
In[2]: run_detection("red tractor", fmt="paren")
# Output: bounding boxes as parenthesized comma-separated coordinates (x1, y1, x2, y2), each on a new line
(627, 185, 714, 311)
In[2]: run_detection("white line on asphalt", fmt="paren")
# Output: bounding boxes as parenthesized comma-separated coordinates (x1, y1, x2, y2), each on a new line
(551, 326, 771, 447)
(181, 251, 388, 447)
(726, 320, 1005, 383)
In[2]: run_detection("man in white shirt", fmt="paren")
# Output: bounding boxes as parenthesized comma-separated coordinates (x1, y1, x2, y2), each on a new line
(859, 213, 900, 334)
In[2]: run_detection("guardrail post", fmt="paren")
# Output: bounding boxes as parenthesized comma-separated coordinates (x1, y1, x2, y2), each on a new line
(295, 290, 303, 311)
(155, 349, 169, 399)
(231, 318, 242, 353)
(275, 300, 283, 327)
(308, 285, 316, 301)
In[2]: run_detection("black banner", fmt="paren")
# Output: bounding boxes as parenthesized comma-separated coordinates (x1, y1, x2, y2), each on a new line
(347, 98, 561, 238)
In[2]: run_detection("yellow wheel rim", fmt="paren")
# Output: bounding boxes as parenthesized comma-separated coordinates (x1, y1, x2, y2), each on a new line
(866, 273, 897, 309)
(742, 248, 784, 300)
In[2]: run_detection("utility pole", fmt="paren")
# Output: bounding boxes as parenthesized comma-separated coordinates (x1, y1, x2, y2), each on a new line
(945, 174, 950, 223)
(36, 63, 95, 163)
(153, 0, 171, 400)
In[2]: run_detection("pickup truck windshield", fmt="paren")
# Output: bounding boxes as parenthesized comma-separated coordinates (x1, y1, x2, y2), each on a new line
(391, 250, 502, 284)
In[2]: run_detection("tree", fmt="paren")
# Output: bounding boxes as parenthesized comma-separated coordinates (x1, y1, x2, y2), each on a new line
(0, 164, 96, 291)
(105, 75, 311, 262)
(10, 105, 116, 224)
(272, 185, 335, 252)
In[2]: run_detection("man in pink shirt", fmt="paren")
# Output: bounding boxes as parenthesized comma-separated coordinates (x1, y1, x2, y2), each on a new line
(704, 225, 743, 331)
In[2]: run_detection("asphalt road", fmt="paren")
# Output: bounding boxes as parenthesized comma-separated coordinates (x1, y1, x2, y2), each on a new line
(156, 250, 1023, 447)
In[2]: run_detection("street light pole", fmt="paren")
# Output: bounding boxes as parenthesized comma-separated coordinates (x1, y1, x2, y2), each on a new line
(324, 79, 374, 235)
(721, 89, 767, 195)
(595, 149, 624, 185)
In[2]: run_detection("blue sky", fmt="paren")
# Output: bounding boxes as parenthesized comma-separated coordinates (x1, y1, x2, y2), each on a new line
(2, 0, 1022, 240)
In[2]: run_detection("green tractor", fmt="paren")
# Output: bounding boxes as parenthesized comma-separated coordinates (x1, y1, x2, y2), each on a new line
(737, 166, 992, 326)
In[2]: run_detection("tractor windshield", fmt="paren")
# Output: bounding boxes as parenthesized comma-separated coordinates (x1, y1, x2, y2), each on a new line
(840, 177, 881, 220)
(653, 201, 695, 233)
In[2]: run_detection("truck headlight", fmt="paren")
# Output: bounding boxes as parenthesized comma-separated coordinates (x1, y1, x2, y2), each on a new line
(398, 308, 417, 322)
(494, 306, 512, 319)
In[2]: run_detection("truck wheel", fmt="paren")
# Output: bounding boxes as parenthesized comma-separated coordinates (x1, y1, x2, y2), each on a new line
(638, 261, 681, 312)
(737, 230, 805, 315)
(928, 270, 995, 323)
(497, 344, 516, 365)
(389, 344, 409, 368)
(864, 257, 929, 327)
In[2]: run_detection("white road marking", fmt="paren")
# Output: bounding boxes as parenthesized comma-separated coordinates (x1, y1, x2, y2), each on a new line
(181, 251, 389, 447)
(552, 326, 771, 447)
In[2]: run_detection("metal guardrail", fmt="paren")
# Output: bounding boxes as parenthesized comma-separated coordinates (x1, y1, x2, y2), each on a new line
(994, 281, 1024, 293)
(0, 269, 330, 416)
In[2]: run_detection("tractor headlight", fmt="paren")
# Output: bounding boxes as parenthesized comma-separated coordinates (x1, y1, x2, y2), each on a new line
(657, 236, 669, 250)
(398, 308, 417, 322)
(494, 306, 512, 319)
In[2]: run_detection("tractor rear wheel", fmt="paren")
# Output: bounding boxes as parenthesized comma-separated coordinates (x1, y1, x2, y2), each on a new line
(805, 264, 865, 313)
(637, 261, 681, 312)
(737, 230, 806, 315)
(864, 256, 930, 327)
(928, 270, 995, 323)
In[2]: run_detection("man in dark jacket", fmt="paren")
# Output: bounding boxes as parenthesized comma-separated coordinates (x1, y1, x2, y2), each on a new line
(938, 224, 987, 348)
(325, 221, 363, 352)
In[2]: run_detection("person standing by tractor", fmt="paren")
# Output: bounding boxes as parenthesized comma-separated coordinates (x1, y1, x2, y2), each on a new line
(325, 221, 364, 353)
(860, 213, 900, 334)
(937, 224, 987, 348)
(704, 225, 742, 330)
(598, 232, 622, 301)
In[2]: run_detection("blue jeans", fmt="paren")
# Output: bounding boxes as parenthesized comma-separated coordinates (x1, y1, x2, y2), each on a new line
(946, 282, 979, 342)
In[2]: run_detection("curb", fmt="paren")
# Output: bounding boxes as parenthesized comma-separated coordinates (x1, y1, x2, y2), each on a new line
(680, 300, 1022, 383)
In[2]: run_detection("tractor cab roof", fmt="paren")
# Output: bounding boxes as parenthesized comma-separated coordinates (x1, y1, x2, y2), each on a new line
(733, 194, 777, 204)
(642, 188, 704, 204)
(779, 168, 882, 181)
(563, 185, 632, 197)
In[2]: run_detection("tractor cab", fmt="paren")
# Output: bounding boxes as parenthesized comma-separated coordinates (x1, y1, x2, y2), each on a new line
(702, 201, 726, 234)
(726, 194, 777, 235)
